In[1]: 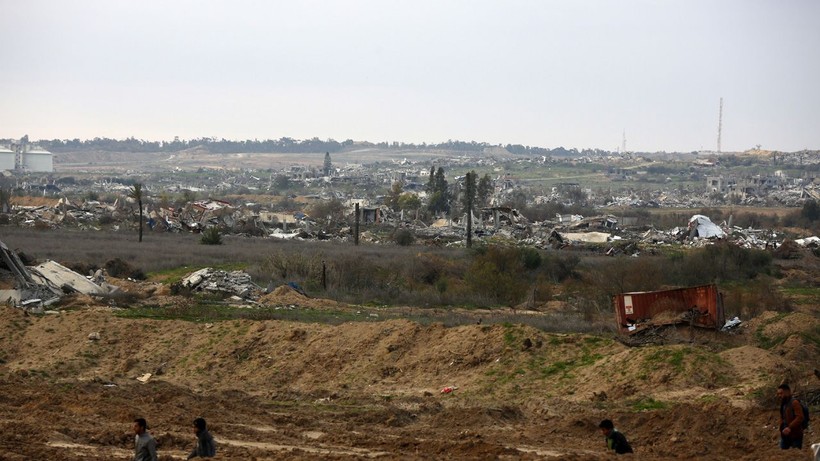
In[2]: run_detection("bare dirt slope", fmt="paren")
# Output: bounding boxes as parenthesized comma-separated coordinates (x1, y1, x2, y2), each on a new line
(0, 300, 817, 460)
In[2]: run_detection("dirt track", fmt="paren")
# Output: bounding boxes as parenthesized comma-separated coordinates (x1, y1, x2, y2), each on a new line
(1, 304, 817, 460)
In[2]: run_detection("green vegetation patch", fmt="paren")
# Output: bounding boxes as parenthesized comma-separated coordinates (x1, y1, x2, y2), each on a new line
(754, 312, 790, 350)
(537, 346, 603, 379)
(644, 348, 688, 373)
(630, 397, 668, 412)
(635, 346, 732, 389)
(799, 324, 820, 349)
(780, 286, 820, 308)
(116, 303, 370, 324)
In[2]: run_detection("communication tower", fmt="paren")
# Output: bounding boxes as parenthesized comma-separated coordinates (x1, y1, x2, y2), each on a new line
(621, 129, 626, 154)
(717, 98, 723, 153)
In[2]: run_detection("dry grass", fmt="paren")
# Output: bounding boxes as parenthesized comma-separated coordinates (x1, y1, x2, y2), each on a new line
(0, 226, 798, 329)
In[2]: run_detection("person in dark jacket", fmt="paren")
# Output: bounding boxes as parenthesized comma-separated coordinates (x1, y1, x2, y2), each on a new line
(777, 384, 805, 449)
(599, 419, 633, 454)
(187, 417, 216, 459)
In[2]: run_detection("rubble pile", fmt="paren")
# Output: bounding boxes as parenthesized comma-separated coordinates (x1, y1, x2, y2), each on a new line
(1, 239, 118, 309)
(180, 268, 262, 300)
(2, 169, 819, 256)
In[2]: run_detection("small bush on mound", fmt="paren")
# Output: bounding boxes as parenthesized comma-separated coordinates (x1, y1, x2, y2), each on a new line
(200, 227, 222, 245)
(393, 228, 415, 246)
(65, 262, 98, 277)
(105, 258, 146, 280)
(97, 215, 115, 226)
(104, 258, 129, 278)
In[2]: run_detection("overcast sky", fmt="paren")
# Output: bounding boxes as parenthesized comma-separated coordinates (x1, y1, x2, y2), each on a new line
(2, 0, 818, 153)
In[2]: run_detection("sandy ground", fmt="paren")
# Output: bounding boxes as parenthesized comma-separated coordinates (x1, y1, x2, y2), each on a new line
(0, 288, 818, 461)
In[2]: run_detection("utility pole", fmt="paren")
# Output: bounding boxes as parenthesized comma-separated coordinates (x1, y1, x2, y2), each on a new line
(354, 203, 360, 246)
(717, 97, 723, 154)
(466, 172, 473, 248)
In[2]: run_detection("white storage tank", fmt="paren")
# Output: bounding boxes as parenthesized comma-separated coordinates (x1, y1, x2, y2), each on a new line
(22, 148, 53, 172)
(0, 147, 15, 170)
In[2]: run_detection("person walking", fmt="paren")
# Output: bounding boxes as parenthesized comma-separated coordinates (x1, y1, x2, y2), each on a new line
(777, 383, 805, 450)
(599, 419, 633, 454)
(187, 417, 216, 459)
(133, 418, 158, 461)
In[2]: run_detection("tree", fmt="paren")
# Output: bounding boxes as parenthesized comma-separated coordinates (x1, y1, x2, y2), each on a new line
(273, 174, 291, 191)
(461, 171, 476, 248)
(308, 198, 346, 223)
(425, 166, 435, 194)
(181, 189, 196, 205)
(460, 171, 477, 216)
(477, 174, 493, 207)
(397, 193, 421, 212)
(801, 199, 819, 222)
(128, 183, 145, 242)
(427, 167, 450, 215)
(385, 181, 403, 211)
(323, 152, 332, 176)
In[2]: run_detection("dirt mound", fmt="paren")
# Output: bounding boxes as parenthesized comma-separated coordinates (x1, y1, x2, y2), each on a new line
(758, 311, 818, 339)
(0, 305, 817, 460)
(257, 285, 344, 309)
(56, 293, 106, 309)
(718, 345, 792, 400)
(10, 196, 60, 207)
(574, 343, 738, 402)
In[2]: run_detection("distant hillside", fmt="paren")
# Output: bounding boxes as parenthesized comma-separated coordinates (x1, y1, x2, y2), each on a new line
(2, 136, 622, 159)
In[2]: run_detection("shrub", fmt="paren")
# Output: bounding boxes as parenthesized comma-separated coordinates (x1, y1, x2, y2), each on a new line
(262, 250, 322, 281)
(520, 247, 542, 270)
(393, 228, 415, 246)
(200, 227, 223, 245)
(677, 243, 773, 284)
(721, 278, 791, 318)
(539, 253, 580, 282)
(97, 215, 116, 226)
(105, 258, 146, 280)
(527, 276, 554, 307)
(464, 246, 529, 305)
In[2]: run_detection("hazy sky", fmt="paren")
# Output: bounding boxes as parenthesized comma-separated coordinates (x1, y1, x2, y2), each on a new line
(2, 0, 818, 153)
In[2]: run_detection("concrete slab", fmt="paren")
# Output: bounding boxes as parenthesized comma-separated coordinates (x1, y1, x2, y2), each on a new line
(29, 261, 107, 295)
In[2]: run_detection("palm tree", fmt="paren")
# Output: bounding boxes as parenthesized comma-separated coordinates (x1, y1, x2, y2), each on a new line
(128, 183, 144, 242)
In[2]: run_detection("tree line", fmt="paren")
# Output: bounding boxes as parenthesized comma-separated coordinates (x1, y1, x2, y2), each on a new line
(4, 136, 614, 157)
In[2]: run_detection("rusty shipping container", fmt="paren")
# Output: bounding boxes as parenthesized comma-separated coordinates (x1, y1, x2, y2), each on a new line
(613, 284, 724, 334)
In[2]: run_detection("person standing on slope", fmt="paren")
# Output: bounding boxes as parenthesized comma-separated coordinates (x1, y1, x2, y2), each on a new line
(777, 383, 805, 450)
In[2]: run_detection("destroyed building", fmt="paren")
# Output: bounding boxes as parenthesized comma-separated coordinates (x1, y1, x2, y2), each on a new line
(1, 239, 118, 309)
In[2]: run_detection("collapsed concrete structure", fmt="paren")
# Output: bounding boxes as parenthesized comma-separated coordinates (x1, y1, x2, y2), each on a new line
(0, 239, 117, 309)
